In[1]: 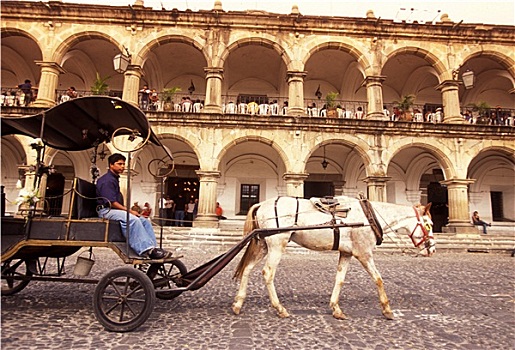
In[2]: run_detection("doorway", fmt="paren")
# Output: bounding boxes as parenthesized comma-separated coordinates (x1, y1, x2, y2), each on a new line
(304, 181, 334, 199)
(427, 181, 448, 232)
(490, 191, 503, 221)
(46, 173, 66, 216)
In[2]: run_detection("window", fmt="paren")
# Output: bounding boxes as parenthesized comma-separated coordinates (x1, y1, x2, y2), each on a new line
(239, 184, 260, 214)
(238, 94, 268, 105)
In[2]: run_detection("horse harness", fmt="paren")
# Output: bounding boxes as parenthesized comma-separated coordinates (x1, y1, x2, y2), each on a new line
(273, 196, 382, 251)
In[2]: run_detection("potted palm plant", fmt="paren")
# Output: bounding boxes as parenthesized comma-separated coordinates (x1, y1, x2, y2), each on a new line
(394, 94, 416, 121)
(162, 87, 182, 111)
(325, 91, 339, 117)
(90, 72, 110, 95)
(467, 101, 491, 124)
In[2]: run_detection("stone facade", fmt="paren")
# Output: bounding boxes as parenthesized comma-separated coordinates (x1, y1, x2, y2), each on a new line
(1, 1, 514, 233)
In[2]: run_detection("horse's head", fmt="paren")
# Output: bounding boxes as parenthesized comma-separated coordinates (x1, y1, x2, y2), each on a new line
(411, 203, 436, 256)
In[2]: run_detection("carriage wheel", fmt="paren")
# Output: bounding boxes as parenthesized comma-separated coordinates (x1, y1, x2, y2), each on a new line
(146, 260, 187, 300)
(1, 259, 35, 296)
(93, 266, 156, 332)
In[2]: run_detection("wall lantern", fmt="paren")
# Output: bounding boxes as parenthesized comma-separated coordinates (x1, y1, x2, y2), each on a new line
(462, 70, 475, 89)
(113, 47, 131, 74)
(321, 145, 329, 170)
(315, 84, 322, 99)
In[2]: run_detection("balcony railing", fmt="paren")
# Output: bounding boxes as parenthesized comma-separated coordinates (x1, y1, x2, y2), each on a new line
(1, 87, 513, 126)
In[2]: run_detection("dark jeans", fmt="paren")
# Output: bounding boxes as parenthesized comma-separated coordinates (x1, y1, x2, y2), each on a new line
(474, 220, 489, 234)
(175, 210, 185, 227)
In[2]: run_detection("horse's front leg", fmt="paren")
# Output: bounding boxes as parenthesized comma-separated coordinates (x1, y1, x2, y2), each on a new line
(262, 237, 290, 318)
(356, 254, 394, 320)
(329, 252, 352, 320)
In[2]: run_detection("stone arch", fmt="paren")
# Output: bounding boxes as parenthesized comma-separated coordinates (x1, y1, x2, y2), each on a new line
(216, 135, 290, 171)
(135, 35, 208, 68)
(383, 46, 447, 80)
(219, 36, 292, 70)
(1, 28, 44, 85)
(303, 41, 370, 73)
(386, 140, 455, 180)
(1, 27, 40, 45)
(304, 138, 371, 172)
(461, 50, 515, 79)
(52, 31, 122, 64)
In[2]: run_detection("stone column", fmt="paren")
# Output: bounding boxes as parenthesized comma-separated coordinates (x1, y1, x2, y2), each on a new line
(203, 67, 224, 114)
(33, 61, 65, 108)
(364, 75, 388, 120)
(282, 172, 308, 197)
(436, 80, 466, 124)
(440, 178, 477, 234)
(194, 170, 221, 228)
(405, 190, 422, 205)
(333, 181, 345, 196)
(122, 65, 142, 106)
(363, 176, 391, 202)
(286, 71, 307, 116)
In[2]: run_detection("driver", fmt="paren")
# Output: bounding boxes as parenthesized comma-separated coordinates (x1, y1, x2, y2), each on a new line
(96, 153, 172, 259)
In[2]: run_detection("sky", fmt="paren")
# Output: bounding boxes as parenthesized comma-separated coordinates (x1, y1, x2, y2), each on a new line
(42, 0, 514, 25)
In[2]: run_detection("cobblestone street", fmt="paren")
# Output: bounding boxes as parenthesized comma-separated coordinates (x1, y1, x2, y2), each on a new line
(2, 247, 514, 349)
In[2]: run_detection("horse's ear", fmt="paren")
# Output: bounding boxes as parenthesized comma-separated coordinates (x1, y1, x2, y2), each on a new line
(425, 202, 432, 214)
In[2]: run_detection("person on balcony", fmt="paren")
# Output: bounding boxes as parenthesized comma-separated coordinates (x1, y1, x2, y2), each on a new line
(225, 100, 236, 114)
(192, 99, 203, 113)
(247, 101, 258, 115)
(139, 85, 150, 110)
(238, 100, 247, 114)
(17, 79, 33, 106)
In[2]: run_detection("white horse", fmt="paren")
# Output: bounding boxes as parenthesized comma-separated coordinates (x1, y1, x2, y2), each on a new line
(232, 195, 434, 320)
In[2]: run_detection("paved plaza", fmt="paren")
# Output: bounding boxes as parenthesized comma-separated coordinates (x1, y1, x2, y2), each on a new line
(1, 247, 514, 350)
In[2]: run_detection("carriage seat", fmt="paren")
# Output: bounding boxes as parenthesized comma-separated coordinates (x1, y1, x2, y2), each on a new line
(70, 177, 124, 242)
(310, 197, 350, 218)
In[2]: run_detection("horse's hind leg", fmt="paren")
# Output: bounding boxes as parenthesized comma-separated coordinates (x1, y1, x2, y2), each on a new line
(232, 244, 267, 315)
(356, 254, 394, 320)
(262, 237, 290, 318)
(329, 252, 352, 320)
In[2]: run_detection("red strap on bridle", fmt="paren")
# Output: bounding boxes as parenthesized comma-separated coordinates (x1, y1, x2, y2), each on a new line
(409, 206, 430, 247)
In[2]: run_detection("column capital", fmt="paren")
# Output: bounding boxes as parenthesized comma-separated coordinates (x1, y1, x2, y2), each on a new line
(125, 64, 143, 75)
(34, 60, 66, 74)
(196, 170, 221, 179)
(435, 79, 461, 91)
(286, 70, 307, 82)
(362, 175, 391, 184)
(204, 66, 224, 76)
(440, 178, 475, 187)
(362, 75, 386, 86)
(282, 172, 309, 181)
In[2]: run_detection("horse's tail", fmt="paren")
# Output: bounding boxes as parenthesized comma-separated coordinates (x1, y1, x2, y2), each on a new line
(233, 203, 266, 281)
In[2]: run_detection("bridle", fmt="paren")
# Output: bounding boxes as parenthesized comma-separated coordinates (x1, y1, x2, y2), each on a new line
(409, 206, 433, 248)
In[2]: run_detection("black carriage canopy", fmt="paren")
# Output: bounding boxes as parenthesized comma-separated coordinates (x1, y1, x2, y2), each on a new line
(1, 96, 170, 157)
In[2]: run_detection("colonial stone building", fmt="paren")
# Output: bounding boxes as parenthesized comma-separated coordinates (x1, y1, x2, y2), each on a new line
(1, 1, 514, 233)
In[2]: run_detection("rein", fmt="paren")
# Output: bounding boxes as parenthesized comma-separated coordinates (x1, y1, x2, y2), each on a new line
(359, 198, 383, 245)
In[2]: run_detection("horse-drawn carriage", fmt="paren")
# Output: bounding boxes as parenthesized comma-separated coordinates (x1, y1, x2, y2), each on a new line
(1, 97, 435, 332)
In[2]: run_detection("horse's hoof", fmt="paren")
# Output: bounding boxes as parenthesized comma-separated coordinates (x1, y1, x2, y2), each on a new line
(278, 311, 290, 318)
(383, 311, 394, 320)
(332, 312, 348, 320)
(232, 304, 241, 315)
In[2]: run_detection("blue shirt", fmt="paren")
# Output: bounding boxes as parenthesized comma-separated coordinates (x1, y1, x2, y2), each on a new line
(96, 170, 123, 206)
